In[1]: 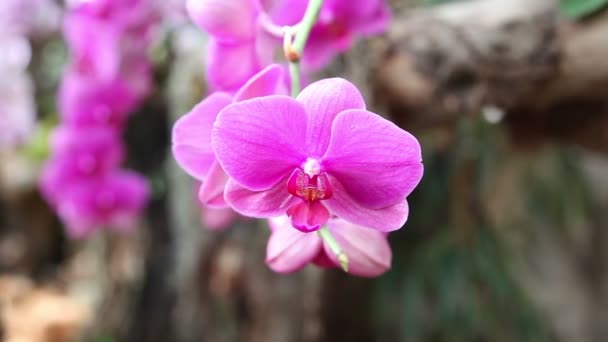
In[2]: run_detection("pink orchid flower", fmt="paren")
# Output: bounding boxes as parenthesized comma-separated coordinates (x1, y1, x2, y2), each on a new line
(187, 0, 275, 91)
(266, 215, 392, 277)
(41, 0, 159, 238)
(172, 63, 287, 208)
(212, 78, 423, 232)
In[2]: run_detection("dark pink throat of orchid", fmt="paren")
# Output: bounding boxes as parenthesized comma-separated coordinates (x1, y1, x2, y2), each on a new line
(287, 159, 333, 202)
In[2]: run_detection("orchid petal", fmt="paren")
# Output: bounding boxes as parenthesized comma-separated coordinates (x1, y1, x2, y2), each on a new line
(297, 78, 365, 157)
(213, 95, 308, 190)
(350, 1, 391, 35)
(324, 175, 409, 232)
(325, 218, 391, 277)
(302, 33, 349, 71)
(172, 92, 232, 180)
(267, 0, 308, 25)
(206, 39, 262, 92)
(323, 109, 423, 209)
(233, 63, 287, 102)
(330, 0, 388, 31)
(187, 0, 258, 42)
(198, 161, 229, 208)
(286, 201, 330, 232)
(224, 178, 299, 217)
(266, 216, 322, 273)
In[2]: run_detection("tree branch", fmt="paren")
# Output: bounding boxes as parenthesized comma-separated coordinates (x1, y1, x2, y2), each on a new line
(372, 0, 608, 153)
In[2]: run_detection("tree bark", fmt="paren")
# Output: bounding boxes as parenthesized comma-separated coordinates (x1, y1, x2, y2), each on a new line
(369, 0, 608, 154)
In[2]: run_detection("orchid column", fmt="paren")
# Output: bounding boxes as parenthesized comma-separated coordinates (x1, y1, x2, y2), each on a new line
(40, 0, 160, 238)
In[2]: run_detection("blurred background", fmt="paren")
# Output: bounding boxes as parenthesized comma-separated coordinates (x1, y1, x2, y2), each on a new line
(1, 0, 607, 341)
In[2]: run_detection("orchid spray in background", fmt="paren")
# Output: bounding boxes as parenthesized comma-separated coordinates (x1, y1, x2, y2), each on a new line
(40, 0, 160, 238)
(187, 0, 390, 92)
(174, 0, 423, 277)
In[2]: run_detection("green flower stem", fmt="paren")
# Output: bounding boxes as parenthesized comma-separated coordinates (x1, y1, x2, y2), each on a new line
(287, 0, 324, 97)
(289, 62, 301, 97)
(318, 226, 349, 272)
(291, 0, 324, 55)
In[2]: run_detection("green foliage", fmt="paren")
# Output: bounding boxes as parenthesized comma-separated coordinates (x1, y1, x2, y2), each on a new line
(523, 148, 593, 235)
(560, 0, 608, 18)
(396, 229, 549, 342)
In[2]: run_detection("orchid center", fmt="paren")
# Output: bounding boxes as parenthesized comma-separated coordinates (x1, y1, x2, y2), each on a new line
(287, 159, 332, 202)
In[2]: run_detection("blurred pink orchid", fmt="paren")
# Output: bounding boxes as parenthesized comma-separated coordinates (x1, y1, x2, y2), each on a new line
(59, 70, 148, 130)
(40, 126, 124, 205)
(56, 170, 149, 239)
(187, 0, 275, 92)
(40, 0, 160, 237)
(188, 0, 391, 90)
(40, 126, 148, 239)
(187, 0, 260, 42)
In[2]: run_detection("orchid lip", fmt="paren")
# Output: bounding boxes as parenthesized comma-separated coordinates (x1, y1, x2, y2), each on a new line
(285, 201, 330, 233)
(291, 222, 322, 233)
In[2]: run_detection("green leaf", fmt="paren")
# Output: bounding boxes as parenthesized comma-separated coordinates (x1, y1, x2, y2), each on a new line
(560, 0, 608, 18)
